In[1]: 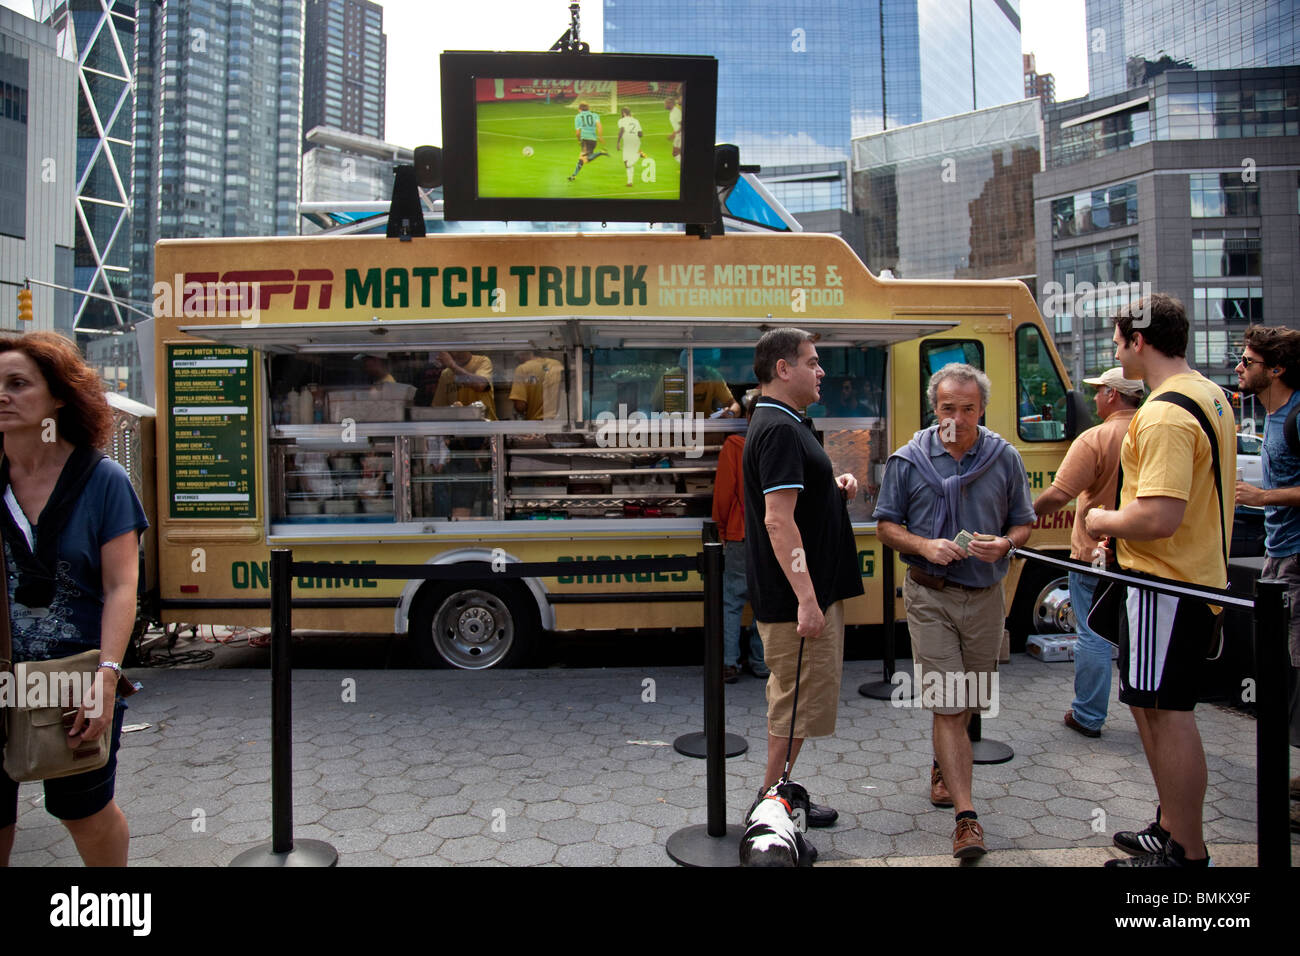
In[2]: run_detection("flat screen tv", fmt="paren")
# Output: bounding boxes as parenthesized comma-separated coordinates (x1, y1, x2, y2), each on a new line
(440, 51, 718, 224)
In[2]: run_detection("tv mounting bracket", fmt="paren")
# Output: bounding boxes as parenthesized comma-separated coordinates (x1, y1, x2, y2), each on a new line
(551, 2, 590, 54)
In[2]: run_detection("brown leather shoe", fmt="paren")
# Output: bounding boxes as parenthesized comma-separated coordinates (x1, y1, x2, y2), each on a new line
(1064, 710, 1101, 738)
(930, 766, 953, 808)
(952, 817, 987, 859)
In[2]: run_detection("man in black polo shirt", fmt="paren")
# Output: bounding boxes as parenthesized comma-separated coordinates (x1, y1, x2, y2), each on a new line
(744, 328, 864, 828)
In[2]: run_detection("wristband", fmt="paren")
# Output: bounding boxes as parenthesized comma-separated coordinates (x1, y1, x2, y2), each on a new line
(97, 661, 122, 677)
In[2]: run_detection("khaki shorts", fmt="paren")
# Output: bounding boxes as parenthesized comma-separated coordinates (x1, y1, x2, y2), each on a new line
(758, 601, 845, 739)
(903, 574, 1004, 715)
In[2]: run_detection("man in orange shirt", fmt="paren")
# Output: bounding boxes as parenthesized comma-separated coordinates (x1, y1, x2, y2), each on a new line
(1033, 367, 1144, 737)
(712, 394, 767, 682)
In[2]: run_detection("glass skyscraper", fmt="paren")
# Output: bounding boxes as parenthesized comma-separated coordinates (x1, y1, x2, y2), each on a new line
(302, 0, 385, 146)
(1086, 0, 1300, 98)
(131, 0, 304, 305)
(604, 0, 1024, 183)
(35, 0, 135, 332)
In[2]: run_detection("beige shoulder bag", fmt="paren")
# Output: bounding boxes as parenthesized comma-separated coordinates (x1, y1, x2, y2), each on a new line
(0, 545, 114, 782)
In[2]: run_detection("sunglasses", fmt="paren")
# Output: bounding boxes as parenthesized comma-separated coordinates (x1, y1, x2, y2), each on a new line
(1238, 355, 1262, 369)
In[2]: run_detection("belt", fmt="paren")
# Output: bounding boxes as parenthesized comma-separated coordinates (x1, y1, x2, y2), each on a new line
(907, 566, 988, 592)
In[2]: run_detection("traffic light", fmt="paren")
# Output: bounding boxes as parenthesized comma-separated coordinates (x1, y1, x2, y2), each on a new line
(16, 286, 32, 322)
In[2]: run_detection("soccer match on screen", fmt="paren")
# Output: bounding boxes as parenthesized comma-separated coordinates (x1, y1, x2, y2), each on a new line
(474, 77, 684, 200)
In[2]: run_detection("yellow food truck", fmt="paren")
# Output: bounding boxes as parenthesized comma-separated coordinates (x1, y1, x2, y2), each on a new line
(145, 229, 1079, 668)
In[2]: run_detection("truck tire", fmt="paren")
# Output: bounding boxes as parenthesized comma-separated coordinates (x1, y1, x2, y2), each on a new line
(410, 581, 539, 670)
(1008, 560, 1073, 651)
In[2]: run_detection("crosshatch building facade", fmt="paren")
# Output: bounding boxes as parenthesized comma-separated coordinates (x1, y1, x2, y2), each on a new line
(851, 97, 1042, 290)
(1034, 66, 1300, 393)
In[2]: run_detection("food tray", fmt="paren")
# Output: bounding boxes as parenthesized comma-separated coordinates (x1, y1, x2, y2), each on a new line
(408, 404, 487, 421)
(330, 399, 407, 423)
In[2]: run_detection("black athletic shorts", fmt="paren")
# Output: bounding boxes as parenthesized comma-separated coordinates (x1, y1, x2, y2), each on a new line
(1117, 589, 1216, 711)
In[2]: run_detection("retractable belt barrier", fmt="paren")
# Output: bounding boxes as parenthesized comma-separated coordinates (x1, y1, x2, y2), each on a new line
(238, 543, 737, 867)
(1012, 545, 1290, 869)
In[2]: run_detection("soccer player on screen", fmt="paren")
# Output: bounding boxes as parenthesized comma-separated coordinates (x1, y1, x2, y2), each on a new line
(665, 96, 682, 164)
(617, 107, 646, 187)
(568, 102, 608, 182)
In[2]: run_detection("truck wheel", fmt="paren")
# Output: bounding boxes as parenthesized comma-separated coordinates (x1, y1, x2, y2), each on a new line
(410, 583, 538, 670)
(1008, 562, 1073, 650)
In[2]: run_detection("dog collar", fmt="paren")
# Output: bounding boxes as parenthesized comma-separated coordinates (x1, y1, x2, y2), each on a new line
(762, 794, 794, 814)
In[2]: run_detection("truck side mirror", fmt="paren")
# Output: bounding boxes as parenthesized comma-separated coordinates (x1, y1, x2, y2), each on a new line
(1063, 389, 1093, 440)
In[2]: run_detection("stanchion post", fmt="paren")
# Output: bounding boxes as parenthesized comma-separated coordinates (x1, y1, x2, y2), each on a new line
(665, 527, 745, 866)
(231, 548, 337, 867)
(860, 544, 914, 700)
(702, 533, 725, 836)
(270, 547, 294, 853)
(1252, 578, 1287, 869)
(673, 521, 747, 759)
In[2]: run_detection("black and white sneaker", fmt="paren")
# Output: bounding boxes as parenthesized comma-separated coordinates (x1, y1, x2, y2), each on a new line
(1113, 808, 1169, 856)
(1105, 839, 1209, 868)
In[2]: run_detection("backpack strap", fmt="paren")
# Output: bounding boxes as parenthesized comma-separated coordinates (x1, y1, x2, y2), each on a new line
(1150, 392, 1227, 572)
(1285, 401, 1300, 457)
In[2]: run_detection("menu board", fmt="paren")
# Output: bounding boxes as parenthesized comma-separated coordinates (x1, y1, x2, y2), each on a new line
(167, 344, 256, 519)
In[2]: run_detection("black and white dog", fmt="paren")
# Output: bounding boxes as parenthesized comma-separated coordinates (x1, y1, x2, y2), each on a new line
(739, 780, 817, 867)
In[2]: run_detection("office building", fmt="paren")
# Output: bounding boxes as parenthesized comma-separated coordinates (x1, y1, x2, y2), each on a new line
(1086, 0, 1300, 98)
(34, 0, 133, 333)
(604, 0, 1025, 231)
(303, 0, 385, 148)
(132, 0, 305, 306)
(0, 8, 76, 336)
(301, 126, 406, 214)
(853, 97, 1042, 288)
(1035, 67, 1300, 391)
(1024, 52, 1055, 105)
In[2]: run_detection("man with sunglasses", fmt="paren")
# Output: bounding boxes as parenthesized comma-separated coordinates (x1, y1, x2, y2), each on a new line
(1233, 326, 1300, 831)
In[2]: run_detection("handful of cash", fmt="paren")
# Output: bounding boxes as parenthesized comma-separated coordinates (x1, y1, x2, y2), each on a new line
(952, 530, 997, 555)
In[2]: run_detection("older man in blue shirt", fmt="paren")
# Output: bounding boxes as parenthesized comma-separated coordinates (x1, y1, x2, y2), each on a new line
(873, 363, 1035, 858)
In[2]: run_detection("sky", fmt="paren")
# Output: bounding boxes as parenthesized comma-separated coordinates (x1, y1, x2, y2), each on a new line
(1, 0, 1087, 149)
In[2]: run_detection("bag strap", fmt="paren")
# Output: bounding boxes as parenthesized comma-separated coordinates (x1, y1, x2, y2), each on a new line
(0, 542, 10, 673)
(1150, 391, 1227, 571)
(1286, 401, 1300, 457)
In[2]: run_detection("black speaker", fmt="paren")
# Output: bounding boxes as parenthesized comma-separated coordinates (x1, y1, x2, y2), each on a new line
(386, 165, 426, 239)
(413, 145, 442, 189)
(714, 143, 740, 188)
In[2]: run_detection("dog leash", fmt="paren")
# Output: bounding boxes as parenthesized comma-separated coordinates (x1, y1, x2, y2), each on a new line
(780, 634, 806, 785)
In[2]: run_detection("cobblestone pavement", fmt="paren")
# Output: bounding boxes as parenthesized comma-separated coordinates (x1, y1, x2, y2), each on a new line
(7, 656, 1296, 866)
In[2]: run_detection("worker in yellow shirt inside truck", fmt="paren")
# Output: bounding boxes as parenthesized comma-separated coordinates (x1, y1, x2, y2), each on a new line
(654, 350, 742, 417)
(432, 350, 497, 421)
(509, 350, 565, 421)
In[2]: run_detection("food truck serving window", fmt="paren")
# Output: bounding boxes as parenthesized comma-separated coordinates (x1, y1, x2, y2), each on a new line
(254, 333, 911, 529)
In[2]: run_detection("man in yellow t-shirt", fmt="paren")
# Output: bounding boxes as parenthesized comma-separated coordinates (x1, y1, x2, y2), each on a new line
(432, 350, 496, 420)
(509, 351, 565, 421)
(1084, 294, 1236, 869)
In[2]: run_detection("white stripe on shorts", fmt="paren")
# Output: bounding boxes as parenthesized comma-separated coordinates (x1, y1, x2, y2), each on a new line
(1125, 587, 1179, 692)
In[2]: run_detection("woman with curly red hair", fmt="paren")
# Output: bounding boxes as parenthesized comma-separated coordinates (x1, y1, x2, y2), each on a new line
(0, 331, 147, 866)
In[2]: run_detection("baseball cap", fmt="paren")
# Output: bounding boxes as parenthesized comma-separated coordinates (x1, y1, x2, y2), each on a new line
(1082, 367, 1145, 396)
